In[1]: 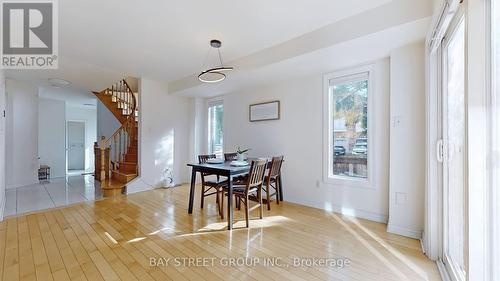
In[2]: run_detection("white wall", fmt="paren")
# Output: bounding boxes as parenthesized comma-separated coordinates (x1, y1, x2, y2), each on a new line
(6, 79, 39, 189)
(38, 98, 66, 178)
(66, 106, 97, 172)
(127, 78, 193, 193)
(0, 70, 5, 220)
(388, 42, 426, 239)
(97, 99, 120, 140)
(221, 59, 391, 222)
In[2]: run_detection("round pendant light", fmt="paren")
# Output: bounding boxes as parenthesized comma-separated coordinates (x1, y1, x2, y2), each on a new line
(198, 40, 234, 83)
(198, 70, 226, 83)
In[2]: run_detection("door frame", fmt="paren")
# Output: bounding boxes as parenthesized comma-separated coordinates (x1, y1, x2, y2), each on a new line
(66, 120, 87, 174)
(439, 7, 467, 281)
(427, 0, 494, 280)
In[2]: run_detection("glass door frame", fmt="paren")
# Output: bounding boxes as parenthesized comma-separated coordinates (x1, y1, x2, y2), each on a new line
(438, 6, 468, 281)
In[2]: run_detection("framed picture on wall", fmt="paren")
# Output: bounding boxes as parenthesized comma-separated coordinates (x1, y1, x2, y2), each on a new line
(249, 100, 280, 122)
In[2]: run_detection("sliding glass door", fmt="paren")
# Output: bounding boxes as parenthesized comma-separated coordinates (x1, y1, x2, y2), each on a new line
(441, 12, 466, 281)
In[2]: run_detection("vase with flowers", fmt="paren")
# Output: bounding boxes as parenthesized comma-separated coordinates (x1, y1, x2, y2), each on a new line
(236, 147, 250, 162)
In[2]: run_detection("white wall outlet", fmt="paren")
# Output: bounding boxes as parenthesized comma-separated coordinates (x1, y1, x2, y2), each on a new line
(395, 192, 408, 205)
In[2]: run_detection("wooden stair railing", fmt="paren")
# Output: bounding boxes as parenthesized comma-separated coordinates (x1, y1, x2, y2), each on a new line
(104, 117, 136, 172)
(93, 79, 138, 196)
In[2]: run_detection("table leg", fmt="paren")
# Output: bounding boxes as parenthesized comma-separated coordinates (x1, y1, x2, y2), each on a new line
(227, 173, 233, 230)
(188, 168, 196, 214)
(278, 174, 283, 201)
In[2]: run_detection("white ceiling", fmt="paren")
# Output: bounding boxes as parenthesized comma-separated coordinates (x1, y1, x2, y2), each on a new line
(39, 86, 97, 108)
(6, 0, 432, 97)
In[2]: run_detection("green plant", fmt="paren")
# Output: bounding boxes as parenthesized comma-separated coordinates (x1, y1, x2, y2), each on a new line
(237, 146, 251, 154)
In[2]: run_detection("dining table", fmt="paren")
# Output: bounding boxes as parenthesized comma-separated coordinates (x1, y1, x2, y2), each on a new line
(187, 158, 283, 230)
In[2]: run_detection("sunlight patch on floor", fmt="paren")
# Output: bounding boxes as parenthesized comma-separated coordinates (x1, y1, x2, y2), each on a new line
(329, 213, 417, 281)
(104, 232, 118, 244)
(346, 216, 431, 280)
(197, 215, 292, 232)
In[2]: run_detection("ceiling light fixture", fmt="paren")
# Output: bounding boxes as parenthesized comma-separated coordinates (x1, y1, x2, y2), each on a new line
(48, 78, 71, 86)
(198, 40, 233, 83)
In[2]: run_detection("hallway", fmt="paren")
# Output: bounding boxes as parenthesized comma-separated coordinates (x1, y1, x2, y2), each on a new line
(4, 175, 102, 216)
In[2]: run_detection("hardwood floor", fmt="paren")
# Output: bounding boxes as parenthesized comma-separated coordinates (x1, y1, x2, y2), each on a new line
(0, 184, 441, 281)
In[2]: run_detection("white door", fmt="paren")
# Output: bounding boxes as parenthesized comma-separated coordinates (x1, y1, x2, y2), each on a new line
(441, 12, 466, 281)
(67, 121, 85, 171)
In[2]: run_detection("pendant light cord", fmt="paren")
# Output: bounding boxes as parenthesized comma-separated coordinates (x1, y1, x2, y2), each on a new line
(217, 48, 224, 67)
(201, 47, 212, 70)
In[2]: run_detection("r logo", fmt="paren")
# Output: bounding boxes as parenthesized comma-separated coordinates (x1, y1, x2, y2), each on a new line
(2, 2, 53, 54)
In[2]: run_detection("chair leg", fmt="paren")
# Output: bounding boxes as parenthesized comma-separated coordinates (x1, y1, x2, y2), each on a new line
(237, 197, 241, 210)
(244, 196, 249, 228)
(266, 183, 271, 210)
(275, 179, 280, 205)
(220, 192, 224, 219)
(200, 186, 205, 209)
(258, 186, 263, 219)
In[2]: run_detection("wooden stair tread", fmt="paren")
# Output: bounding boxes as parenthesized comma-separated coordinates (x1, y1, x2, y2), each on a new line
(112, 169, 138, 183)
(112, 170, 136, 176)
(99, 178, 126, 190)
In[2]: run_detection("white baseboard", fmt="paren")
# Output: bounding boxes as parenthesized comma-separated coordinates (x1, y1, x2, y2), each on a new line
(437, 259, 451, 281)
(0, 195, 4, 222)
(126, 184, 153, 194)
(286, 196, 388, 223)
(387, 223, 422, 239)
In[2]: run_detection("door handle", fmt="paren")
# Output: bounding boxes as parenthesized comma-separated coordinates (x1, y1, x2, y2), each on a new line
(436, 139, 443, 163)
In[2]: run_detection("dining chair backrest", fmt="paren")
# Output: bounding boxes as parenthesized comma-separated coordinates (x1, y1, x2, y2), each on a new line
(198, 154, 216, 164)
(268, 156, 284, 178)
(246, 159, 268, 192)
(224, 153, 238, 161)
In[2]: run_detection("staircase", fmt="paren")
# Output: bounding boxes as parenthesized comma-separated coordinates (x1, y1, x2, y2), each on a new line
(93, 79, 138, 196)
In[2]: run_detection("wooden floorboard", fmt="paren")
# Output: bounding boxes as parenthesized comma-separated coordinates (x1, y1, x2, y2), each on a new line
(1, 184, 441, 281)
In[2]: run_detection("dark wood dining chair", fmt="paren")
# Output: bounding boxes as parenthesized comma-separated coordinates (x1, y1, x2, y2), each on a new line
(224, 153, 238, 161)
(220, 159, 267, 227)
(198, 154, 226, 216)
(263, 156, 284, 210)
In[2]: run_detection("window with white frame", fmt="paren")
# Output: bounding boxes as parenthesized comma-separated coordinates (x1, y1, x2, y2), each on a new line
(492, 0, 500, 278)
(208, 100, 223, 157)
(324, 66, 372, 184)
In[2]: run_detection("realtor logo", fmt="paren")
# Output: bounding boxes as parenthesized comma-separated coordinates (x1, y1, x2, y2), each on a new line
(1, 0, 58, 69)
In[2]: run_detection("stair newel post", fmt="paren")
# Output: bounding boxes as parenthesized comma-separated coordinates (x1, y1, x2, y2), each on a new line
(105, 146, 111, 180)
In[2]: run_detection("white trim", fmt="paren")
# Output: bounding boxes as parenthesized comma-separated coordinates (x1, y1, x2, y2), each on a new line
(438, 259, 453, 281)
(322, 64, 375, 189)
(286, 195, 388, 223)
(489, 0, 499, 280)
(387, 224, 422, 240)
(424, 44, 441, 260)
(0, 195, 4, 221)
